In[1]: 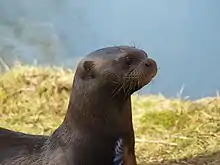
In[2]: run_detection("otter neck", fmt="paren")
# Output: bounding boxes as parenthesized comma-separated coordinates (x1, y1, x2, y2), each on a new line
(63, 79, 129, 137)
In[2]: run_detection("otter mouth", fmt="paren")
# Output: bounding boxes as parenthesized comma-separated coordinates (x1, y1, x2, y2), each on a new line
(124, 58, 157, 91)
(112, 58, 157, 98)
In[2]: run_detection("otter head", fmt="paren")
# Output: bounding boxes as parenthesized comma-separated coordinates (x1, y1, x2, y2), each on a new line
(76, 46, 157, 98)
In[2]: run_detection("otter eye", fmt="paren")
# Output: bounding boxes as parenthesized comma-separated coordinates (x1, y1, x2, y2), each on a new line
(125, 56, 133, 66)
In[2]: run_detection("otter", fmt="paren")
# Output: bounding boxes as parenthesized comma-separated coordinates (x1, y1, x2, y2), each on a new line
(0, 46, 157, 165)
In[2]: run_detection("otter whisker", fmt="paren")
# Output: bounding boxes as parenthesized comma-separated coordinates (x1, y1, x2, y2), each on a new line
(121, 80, 129, 95)
(103, 70, 119, 83)
(127, 80, 133, 95)
(123, 81, 130, 99)
(122, 79, 127, 93)
(112, 84, 122, 94)
(138, 79, 140, 87)
(122, 62, 143, 98)
(112, 81, 119, 84)
(112, 84, 124, 99)
(138, 71, 144, 87)
(119, 78, 131, 99)
(124, 79, 133, 99)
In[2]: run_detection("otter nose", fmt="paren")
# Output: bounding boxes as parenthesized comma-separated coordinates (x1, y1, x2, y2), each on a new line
(144, 58, 157, 68)
(144, 58, 158, 77)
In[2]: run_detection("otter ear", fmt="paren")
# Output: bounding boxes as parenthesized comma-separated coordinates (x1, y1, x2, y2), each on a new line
(83, 60, 95, 72)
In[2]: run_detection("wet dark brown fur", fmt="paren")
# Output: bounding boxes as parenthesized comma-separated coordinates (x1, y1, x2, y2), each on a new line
(0, 46, 157, 165)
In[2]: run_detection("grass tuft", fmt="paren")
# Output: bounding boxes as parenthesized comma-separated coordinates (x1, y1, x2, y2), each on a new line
(1, 65, 220, 165)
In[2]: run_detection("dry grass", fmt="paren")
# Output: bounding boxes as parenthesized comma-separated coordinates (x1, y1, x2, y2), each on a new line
(0, 65, 220, 165)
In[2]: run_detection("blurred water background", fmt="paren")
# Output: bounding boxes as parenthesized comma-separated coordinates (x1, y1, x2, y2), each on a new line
(0, 0, 219, 99)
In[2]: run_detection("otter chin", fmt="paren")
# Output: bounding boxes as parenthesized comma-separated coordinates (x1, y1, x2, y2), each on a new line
(0, 46, 157, 165)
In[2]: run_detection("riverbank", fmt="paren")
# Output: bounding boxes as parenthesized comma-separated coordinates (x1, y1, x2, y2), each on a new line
(0, 65, 220, 165)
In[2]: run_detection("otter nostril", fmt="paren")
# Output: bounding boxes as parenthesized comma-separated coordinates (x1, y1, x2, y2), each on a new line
(144, 59, 152, 67)
(144, 58, 157, 68)
(145, 62, 151, 67)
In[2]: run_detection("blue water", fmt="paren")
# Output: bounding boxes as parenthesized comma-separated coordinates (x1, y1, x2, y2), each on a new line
(0, 0, 219, 99)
